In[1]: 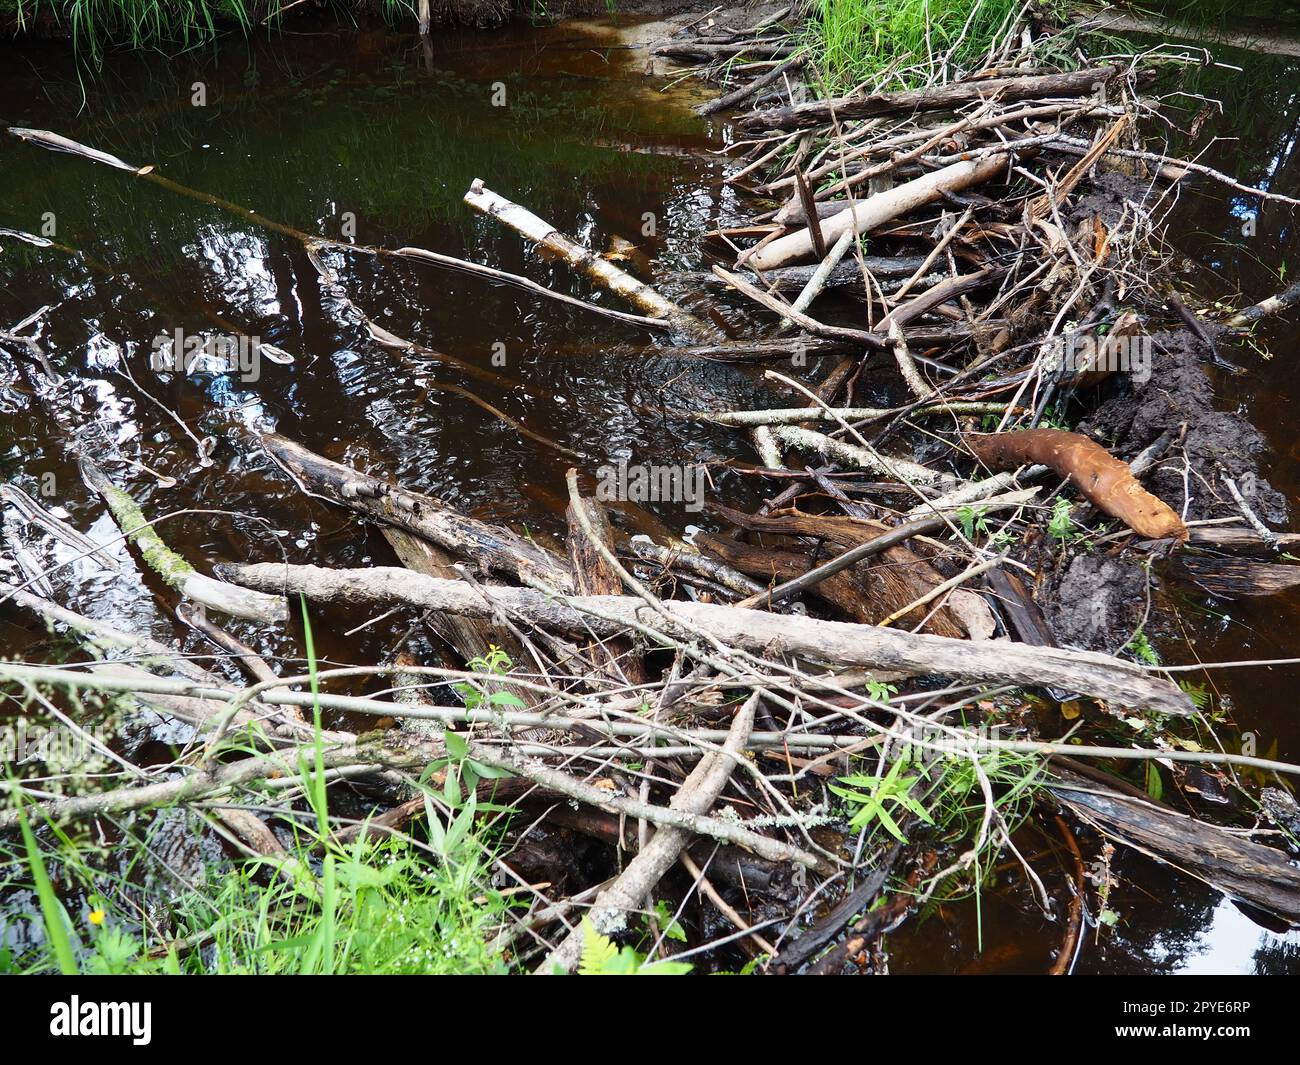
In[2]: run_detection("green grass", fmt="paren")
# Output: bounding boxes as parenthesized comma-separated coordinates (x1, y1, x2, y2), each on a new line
(4, 813, 513, 974)
(2, 0, 418, 54)
(834, 737, 1045, 947)
(802, 0, 1045, 94)
(0, 603, 515, 976)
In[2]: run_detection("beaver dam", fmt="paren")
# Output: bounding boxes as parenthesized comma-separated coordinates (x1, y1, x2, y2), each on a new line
(3, 3, 1300, 976)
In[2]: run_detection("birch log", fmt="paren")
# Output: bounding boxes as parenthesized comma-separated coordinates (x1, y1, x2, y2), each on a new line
(463, 179, 714, 340)
(769, 425, 954, 486)
(219, 563, 1194, 715)
(747, 156, 1006, 270)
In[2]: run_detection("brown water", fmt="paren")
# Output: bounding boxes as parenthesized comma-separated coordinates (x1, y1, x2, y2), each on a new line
(2, 14, 1299, 973)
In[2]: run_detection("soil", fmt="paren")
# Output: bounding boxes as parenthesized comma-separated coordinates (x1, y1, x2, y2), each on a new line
(1026, 166, 1288, 650)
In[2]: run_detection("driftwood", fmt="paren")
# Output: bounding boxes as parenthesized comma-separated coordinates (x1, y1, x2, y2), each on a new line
(1049, 766, 1300, 925)
(1224, 279, 1300, 328)
(715, 504, 998, 637)
(747, 156, 1006, 270)
(463, 179, 714, 339)
(695, 529, 969, 635)
(742, 66, 1119, 131)
(380, 526, 543, 708)
(696, 54, 806, 115)
(655, 40, 795, 61)
(770, 425, 956, 486)
(1172, 555, 1300, 598)
(719, 255, 933, 294)
(537, 692, 758, 973)
(219, 562, 1194, 715)
(257, 433, 574, 593)
(538, 804, 793, 897)
(1188, 526, 1300, 555)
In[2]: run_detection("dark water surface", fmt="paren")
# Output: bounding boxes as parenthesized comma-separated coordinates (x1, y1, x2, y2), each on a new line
(2, 15, 1299, 973)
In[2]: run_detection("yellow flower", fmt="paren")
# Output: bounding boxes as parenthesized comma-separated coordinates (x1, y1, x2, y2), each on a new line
(88, 909, 105, 926)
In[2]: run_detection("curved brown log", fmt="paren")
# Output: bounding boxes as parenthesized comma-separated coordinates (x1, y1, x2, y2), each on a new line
(966, 429, 1188, 541)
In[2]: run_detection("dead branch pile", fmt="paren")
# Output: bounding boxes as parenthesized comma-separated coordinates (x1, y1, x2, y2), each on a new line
(5, 8, 1300, 975)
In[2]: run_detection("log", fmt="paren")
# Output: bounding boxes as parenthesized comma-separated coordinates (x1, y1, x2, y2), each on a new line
(769, 425, 956, 486)
(463, 180, 713, 340)
(1050, 766, 1300, 925)
(880, 268, 1002, 330)
(697, 54, 806, 116)
(218, 563, 1195, 715)
(1224, 279, 1300, 328)
(747, 156, 1007, 270)
(742, 66, 1120, 131)
(966, 429, 1188, 541)
(1188, 526, 1300, 555)
(1173, 555, 1300, 598)
(257, 433, 573, 593)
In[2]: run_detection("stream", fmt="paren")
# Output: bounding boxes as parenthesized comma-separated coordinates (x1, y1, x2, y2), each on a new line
(2, 11, 1299, 974)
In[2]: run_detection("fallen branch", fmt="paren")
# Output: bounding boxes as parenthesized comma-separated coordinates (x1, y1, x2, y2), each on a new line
(219, 562, 1195, 714)
(769, 425, 955, 486)
(257, 432, 574, 593)
(536, 692, 759, 973)
(742, 67, 1119, 131)
(1224, 279, 1300, 328)
(697, 55, 806, 115)
(79, 458, 286, 624)
(463, 179, 714, 339)
(1050, 766, 1300, 925)
(747, 156, 1007, 270)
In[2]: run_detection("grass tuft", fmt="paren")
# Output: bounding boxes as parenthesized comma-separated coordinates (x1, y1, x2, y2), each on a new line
(802, 0, 1037, 94)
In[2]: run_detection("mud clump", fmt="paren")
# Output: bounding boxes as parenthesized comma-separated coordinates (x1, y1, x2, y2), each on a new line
(1080, 328, 1287, 525)
(1043, 554, 1149, 653)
